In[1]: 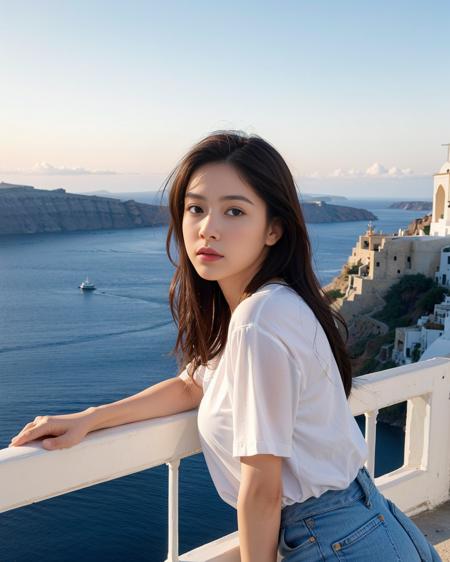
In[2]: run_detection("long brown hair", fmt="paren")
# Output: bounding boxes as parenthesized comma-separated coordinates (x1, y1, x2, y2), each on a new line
(161, 130, 353, 398)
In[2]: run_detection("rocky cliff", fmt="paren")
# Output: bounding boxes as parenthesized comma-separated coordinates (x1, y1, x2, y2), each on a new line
(405, 213, 432, 235)
(0, 183, 169, 235)
(389, 201, 432, 211)
(301, 201, 377, 223)
(0, 183, 377, 235)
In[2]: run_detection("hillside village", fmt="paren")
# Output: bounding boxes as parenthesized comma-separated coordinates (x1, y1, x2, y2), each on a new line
(325, 157, 450, 427)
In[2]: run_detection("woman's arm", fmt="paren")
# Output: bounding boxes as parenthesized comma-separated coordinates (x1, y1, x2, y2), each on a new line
(9, 376, 203, 449)
(87, 375, 203, 431)
(237, 454, 283, 562)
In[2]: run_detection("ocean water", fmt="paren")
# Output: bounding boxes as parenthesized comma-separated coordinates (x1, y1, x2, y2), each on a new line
(0, 198, 424, 561)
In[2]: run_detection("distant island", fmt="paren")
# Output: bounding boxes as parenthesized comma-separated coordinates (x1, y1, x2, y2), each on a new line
(0, 182, 377, 235)
(301, 200, 376, 223)
(302, 194, 348, 203)
(0, 183, 169, 235)
(388, 201, 432, 211)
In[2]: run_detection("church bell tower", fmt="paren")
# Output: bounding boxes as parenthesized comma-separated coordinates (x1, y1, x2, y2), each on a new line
(430, 144, 450, 236)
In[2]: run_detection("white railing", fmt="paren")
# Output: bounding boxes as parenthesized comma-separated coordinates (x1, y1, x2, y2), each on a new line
(1, 357, 450, 561)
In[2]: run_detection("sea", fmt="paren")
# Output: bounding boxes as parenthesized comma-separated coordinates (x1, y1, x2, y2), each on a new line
(0, 198, 428, 561)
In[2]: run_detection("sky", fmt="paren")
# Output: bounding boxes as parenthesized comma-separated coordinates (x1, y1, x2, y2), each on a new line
(1, 0, 449, 198)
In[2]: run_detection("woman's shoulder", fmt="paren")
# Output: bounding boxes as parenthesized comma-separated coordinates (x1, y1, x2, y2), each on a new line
(229, 282, 318, 344)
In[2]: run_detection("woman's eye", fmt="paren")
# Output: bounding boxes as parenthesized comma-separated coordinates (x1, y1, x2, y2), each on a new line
(226, 208, 244, 217)
(186, 205, 244, 217)
(187, 205, 202, 214)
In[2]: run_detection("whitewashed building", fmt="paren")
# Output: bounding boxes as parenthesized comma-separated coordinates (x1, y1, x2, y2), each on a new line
(420, 315, 450, 361)
(430, 160, 450, 236)
(392, 296, 450, 365)
(435, 246, 450, 287)
(334, 156, 450, 321)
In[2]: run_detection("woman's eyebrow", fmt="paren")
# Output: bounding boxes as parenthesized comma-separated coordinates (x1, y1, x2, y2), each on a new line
(184, 192, 254, 205)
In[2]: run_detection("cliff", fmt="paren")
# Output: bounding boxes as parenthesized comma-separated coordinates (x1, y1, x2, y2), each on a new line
(0, 183, 169, 235)
(0, 183, 376, 235)
(405, 213, 432, 235)
(301, 201, 377, 223)
(389, 201, 432, 211)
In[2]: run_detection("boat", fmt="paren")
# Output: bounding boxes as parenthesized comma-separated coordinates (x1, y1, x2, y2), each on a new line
(79, 277, 96, 291)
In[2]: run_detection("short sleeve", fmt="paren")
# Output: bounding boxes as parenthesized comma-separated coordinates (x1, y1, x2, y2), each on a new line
(229, 324, 301, 458)
(178, 361, 206, 389)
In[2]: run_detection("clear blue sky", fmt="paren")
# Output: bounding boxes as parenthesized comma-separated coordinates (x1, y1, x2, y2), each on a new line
(1, 0, 449, 197)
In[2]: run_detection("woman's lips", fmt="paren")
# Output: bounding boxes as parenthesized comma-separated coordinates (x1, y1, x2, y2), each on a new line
(197, 253, 224, 262)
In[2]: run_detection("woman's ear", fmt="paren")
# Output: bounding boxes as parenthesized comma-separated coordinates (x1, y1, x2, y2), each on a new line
(265, 217, 283, 246)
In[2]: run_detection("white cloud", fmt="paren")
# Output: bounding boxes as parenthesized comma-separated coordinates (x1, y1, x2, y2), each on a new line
(366, 162, 388, 176)
(31, 162, 118, 175)
(302, 162, 421, 179)
(329, 167, 365, 178)
(1, 162, 119, 176)
(346, 168, 364, 177)
(330, 168, 364, 177)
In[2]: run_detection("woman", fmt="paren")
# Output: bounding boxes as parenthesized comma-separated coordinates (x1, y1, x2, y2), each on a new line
(9, 131, 442, 562)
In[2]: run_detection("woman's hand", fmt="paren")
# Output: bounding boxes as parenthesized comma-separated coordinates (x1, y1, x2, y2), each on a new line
(8, 408, 96, 450)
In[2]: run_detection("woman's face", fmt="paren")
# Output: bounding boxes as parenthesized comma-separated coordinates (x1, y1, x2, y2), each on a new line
(182, 161, 282, 305)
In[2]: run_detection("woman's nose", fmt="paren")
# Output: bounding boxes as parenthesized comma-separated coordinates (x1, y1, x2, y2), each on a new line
(199, 213, 220, 240)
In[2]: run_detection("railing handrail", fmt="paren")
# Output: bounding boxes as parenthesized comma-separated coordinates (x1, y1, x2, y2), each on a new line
(0, 408, 201, 514)
(1, 357, 450, 560)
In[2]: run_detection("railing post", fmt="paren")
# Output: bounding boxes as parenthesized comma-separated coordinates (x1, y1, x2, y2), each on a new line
(365, 409, 378, 477)
(404, 395, 429, 470)
(166, 459, 180, 562)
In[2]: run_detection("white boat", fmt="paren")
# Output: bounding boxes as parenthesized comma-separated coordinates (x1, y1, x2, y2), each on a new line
(79, 277, 96, 291)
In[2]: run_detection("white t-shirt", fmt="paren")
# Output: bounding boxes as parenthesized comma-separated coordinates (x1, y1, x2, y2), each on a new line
(178, 281, 368, 509)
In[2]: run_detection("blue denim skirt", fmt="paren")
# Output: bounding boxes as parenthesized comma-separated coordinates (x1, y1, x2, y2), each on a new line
(278, 466, 442, 561)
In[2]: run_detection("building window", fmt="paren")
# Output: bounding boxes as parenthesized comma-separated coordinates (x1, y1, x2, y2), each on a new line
(407, 256, 411, 262)
(393, 256, 397, 261)
(406, 348, 410, 357)
(376, 261, 380, 267)
(397, 269, 401, 274)
(447, 256, 450, 265)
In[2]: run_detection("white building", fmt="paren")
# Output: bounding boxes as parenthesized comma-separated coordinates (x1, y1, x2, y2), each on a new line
(435, 246, 450, 287)
(392, 297, 450, 365)
(433, 294, 450, 322)
(420, 315, 450, 361)
(430, 160, 450, 236)
(334, 155, 450, 321)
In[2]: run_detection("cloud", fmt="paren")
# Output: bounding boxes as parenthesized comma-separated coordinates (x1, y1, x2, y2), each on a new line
(302, 162, 421, 179)
(387, 166, 413, 176)
(366, 162, 388, 176)
(1, 162, 120, 176)
(31, 162, 118, 175)
(330, 168, 364, 178)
